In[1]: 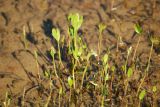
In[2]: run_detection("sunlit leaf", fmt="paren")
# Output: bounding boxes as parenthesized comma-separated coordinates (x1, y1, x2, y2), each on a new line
(111, 66, 116, 72)
(52, 28, 60, 42)
(68, 13, 83, 31)
(98, 23, 106, 33)
(152, 86, 157, 93)
(134, 23, 142, 34)
(59, 87, 63, 95)
(139, 90, 146, 100)
(50, 47, 56, 60)
(105, 73, 109, 81)
(127, 67, 133, 78)
(103, 54, 109, 65)
(68, 76, 73, 87)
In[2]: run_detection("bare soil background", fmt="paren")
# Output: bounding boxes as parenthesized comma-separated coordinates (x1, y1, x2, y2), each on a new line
(0, 0, 160, 106)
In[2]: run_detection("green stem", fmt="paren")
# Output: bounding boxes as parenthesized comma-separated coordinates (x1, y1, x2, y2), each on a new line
(101, 96, 104, 107)
(137, 42, 153, 96)
(81, 62, 89, 90)
(98, 32, 102, 61)
(132, 36, 141, 62)
(53, 58, 58, 78)
(72, 59, 77, 89)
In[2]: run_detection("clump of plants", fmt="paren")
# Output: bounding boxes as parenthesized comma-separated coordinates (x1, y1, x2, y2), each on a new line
(4, 13, 158, 107)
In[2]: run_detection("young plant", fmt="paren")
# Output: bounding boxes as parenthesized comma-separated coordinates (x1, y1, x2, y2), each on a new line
(132, 23, 142, 62)
(122, 46, 132, 95)
(81, 50, 97, 90)
(68, 13, 83, 51)
(68, 13, 84, 89)
(52, 28, 63, 66)
(50, 46, 58, 78)
(98, 23, 106, 61)
(137, 36, 155, 95)
(100, 52, 110, 107)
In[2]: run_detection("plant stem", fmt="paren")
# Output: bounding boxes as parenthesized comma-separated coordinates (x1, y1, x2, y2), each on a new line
(137, 42, 153, 96)
(58, 42, 62, 65)
(98, 32, 102, 61)
(72, 59, 77, 89)
(81, 61, 89, 90)
(59, 92, 61, 107)
(132, 36, 141, 62)
(52, 57, 58, 78)
(101, 96, 104, 107)
(45, 88, 52, 107)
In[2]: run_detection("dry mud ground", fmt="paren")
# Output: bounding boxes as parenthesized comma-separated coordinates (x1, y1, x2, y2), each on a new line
(1, 0, 160, 106)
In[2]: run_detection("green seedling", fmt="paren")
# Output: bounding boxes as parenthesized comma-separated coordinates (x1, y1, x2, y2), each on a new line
(81, 50, 97, 89)
(68, 13, 83, 51)
(68, 13, 84, 89)
(123, 47, 132, 95)
(52, 28, 63, 66)
(98, 23, 106, 60)
(124, 46, 132, 74)
(134, 23, 142, 34)
(137, 36, 154, 96)
(50, 46, 58, 78)
(132, 23, 142, 61)
(3, 92, 11, 107)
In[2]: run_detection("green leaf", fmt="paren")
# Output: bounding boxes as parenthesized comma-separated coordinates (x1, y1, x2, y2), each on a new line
(103, 54, 109, 65)
(152, 86, 157, 93)
(111, 66, 116, 72)
(98, 23, 106, 33)
(68, 76, 73, 87)
(127, 67, 133, 78)
(52, 28, 60, 42)
(44, 70, 50, 78)
(59, 87, 63, 95)
(50, 47, 56, 60)
(68, 26, 74, 37)
(68, 13, 83, 31)
(73, 48, 79, 60)
(134, 23, 142, 34)
(139, 90, 146, 100)
(105, 73, 109, 81)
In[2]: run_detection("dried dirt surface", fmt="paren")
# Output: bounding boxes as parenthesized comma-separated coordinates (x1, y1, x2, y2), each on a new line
(0, 0, 160, 106)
